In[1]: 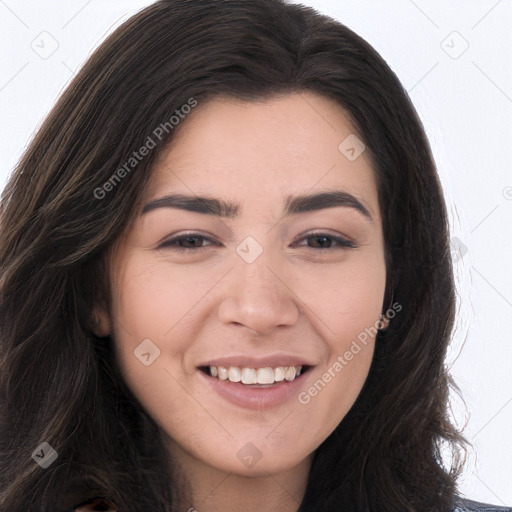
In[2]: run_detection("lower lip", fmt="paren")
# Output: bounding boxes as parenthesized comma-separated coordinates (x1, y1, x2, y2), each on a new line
(198, 369, 311, 410)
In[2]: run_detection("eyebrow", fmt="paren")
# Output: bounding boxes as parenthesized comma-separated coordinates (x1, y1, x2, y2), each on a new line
(141, 190, 372, 220)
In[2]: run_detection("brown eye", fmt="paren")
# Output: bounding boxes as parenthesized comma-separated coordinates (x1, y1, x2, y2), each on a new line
(159, 233, 219, 252)
(296, 232, 356, 250)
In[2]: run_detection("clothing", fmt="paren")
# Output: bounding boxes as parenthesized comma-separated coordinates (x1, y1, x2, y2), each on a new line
(71, 496, 512, 511)
(454, 498, 512, 512)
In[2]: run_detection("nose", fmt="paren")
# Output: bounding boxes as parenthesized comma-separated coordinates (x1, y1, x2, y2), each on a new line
(217, 253, 300, 336)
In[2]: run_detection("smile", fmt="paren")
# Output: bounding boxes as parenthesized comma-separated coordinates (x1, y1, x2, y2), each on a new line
(197, 361, 313, 410)
(203, 365, 303, 385)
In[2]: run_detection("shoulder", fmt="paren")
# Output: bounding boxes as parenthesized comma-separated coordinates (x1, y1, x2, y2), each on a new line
(69, 495, 512, 512)
(455, 497, 512, 511)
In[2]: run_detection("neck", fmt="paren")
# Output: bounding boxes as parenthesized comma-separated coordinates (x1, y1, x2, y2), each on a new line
(165, 439, 313, 512)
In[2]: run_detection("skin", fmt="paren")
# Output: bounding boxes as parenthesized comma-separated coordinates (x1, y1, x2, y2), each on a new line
(94, 91, 387, 512)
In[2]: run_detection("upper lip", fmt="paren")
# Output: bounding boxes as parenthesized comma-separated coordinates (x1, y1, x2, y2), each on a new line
(198, 354, 315, 369)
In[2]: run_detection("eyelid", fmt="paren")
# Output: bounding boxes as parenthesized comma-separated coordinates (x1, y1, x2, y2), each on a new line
(292, 231, 357, 249)
(158, 231, 219, 251)
(157, 230, 357, 252)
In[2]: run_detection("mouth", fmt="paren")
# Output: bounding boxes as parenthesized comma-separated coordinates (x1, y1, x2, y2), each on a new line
(198, 364, 312, 387)
(197, 361, 314, 410)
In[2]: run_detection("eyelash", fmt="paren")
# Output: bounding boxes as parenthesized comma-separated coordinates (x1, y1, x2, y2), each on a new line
(158, 231, 357, 253)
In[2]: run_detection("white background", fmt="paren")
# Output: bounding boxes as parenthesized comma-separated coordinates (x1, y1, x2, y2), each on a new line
(1, 0, 511, 506)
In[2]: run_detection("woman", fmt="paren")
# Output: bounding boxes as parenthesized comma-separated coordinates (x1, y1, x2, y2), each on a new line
(0, 1, 509, 511)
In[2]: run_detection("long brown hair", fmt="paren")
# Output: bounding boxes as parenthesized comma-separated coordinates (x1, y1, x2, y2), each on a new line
(0, 1, 467, 510)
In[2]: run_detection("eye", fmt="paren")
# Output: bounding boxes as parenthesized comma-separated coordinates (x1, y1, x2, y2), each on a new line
(158, 231, 356, 253)
(294, 232, 357, 250)
(158, 232, 219, 252)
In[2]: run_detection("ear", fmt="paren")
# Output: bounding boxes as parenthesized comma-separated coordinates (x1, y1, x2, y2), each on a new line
(378, 315, 390, 331)
(91, 303, 112, 337)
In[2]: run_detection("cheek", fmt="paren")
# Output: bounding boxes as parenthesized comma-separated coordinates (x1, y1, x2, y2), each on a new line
(293, 254, 386, 428)
(296, 249, 387, 337)
(109, 254, 207, 354)
(107, 258, 200, 431)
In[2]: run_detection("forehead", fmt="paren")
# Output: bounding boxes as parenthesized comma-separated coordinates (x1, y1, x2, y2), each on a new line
(144, 92, 379, 220)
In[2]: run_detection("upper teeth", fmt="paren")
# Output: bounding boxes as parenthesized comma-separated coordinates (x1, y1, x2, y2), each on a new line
(209, 365, 302, 385)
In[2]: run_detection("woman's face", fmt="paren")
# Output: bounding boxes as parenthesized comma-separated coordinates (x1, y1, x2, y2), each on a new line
(96, 92, 386, 478)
